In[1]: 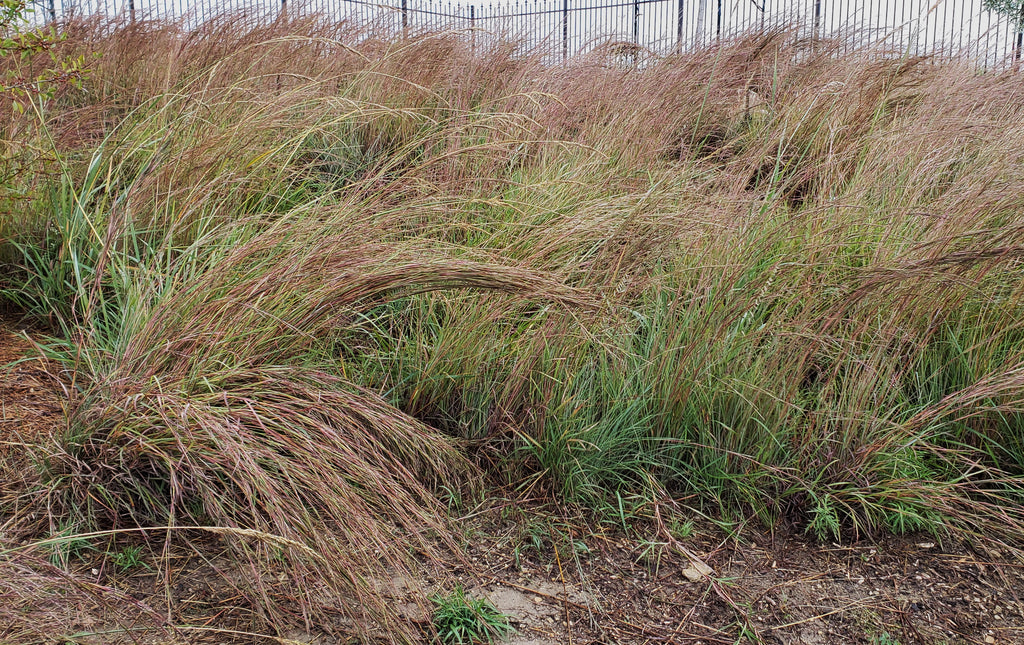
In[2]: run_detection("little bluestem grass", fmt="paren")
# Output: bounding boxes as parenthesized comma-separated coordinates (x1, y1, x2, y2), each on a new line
(2, 14, 1024, 644)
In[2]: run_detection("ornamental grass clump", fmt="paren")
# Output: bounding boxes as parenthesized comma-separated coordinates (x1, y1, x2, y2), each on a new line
(2, 11, 1024, 643)
(14, 195, 587, 637)
(1, 17, 588, 640)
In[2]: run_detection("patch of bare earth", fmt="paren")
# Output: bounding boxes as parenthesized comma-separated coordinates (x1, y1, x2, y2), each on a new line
(453, 509, 1024, 645)
(0, 318, 63, 514)
(1, 318, 1023, 644)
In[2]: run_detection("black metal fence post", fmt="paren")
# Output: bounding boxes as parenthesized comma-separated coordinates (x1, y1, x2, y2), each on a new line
(561, 0, 568, 61)
(401, 0, 408, 31)
(676, 0, 684, 50)
(47, 0, 56, 22)
(716, 0, 721, 39)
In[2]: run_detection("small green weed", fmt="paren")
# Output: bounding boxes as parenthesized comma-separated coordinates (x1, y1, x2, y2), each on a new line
(44, 526, 95, 569)
(636, 538, 670, 575)
(431, 586, 514, 644)
(109, 545, 148, 572)
(668, 517, 695, 540)
(438, 484, 464, 515)
(872, 632, 902, 645)
(513, 519, 547, 568)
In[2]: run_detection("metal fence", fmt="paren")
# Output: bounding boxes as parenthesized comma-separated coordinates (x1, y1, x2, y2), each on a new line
(29, 0, 1024, 67)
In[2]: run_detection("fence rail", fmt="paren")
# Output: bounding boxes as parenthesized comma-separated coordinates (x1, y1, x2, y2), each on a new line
(28, 0, 1024, 67)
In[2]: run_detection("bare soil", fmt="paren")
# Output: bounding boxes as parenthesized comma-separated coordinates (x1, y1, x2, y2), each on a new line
(2, 320, 1024, 645)
(451, 507, 1024, 645)
(0, 317, 64, 509)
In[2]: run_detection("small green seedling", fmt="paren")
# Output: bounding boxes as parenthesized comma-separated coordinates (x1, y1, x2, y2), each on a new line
(431, 586, 514, 644)
(109, 545, 148, 572)
(45, 526, 95, 569)
(668, 518, 694, 540)
(872, 632, 902, 645)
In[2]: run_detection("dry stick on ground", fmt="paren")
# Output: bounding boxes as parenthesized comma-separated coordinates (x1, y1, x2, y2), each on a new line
(548, 523, 573, 645)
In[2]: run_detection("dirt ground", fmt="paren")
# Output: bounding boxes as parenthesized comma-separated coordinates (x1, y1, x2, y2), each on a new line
(449, 508, 1024, 645)
(0, 316, 65, 512)
(2, 319, 1024, 645)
